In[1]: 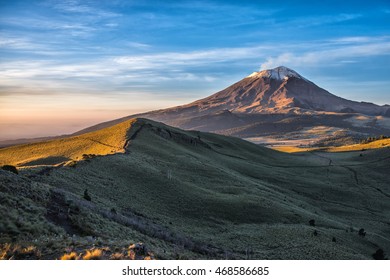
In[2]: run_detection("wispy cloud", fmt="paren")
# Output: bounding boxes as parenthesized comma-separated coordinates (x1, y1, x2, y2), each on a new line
(0, 1, 121, 39)
(48, 0, 121, 18)
(289, 13, 362, 28)
(126, 42, 152, 49)
(0, 16, 96, 38)
(2, 35, 390, 98)
(327, 36, 390, 44)
(0, 36, 35, 50)
(260, 37, 390, 69)
(113, 46, 272, 68)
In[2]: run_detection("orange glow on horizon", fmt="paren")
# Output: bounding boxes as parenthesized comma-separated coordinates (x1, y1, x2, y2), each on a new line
(0, 93, 190, 141)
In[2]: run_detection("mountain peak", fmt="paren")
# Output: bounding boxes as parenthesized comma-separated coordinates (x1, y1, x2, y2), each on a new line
(248, 66, 305, 81)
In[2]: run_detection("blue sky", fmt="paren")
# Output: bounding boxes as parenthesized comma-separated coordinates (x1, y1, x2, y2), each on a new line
(0, 0, 390, 140)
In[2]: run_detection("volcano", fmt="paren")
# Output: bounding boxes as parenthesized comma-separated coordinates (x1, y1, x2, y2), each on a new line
(72, 66, 390, 147)
(141, 66, 389, 117)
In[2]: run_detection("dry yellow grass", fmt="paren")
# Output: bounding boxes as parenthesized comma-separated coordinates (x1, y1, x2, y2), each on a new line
(0, 244, 41, 259)
(0, 119, 138, 167)
(82, 249, 103, 260)
(60, 252, 80, 260)
(272, 146, 320, 153)
(0, 244, 12, 260)
(273, 139, 390, 153)
(326, 138, 390, 152)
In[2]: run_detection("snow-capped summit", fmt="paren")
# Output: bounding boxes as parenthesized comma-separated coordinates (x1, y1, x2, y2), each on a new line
(248, 66, 306, 81)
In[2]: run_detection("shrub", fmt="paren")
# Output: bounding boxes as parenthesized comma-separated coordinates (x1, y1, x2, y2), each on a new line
(313, 230, 318, 236)
(1, 165, 18, 174)
(83, 189, 91, 201)
(358, 228, 366, 237)
(128, 243, 147, 260)
(372, 249, 386, 260)
(332, 237, 336, 242)
(309, 219, 315, 226)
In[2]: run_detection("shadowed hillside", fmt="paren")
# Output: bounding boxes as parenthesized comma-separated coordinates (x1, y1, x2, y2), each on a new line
(1, 118, 389, 259)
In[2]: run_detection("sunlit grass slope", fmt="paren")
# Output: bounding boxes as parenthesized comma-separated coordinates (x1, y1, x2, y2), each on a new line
(0, 119, 138, 166)
(326, 138, 390, 152)
(273, 139, 390, 153)
(272, 146, 319, 153)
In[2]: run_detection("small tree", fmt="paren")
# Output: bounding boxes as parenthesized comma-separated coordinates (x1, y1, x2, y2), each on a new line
(1, 165, 18, 174)
(309, 219, 316, 226)
(83, 189, 91, 201)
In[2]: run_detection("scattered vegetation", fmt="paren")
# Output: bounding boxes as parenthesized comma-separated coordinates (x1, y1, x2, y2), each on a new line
(82, 154, 97, 160)
(360, 135, 389, 144)
(58, 244, 155, 260)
